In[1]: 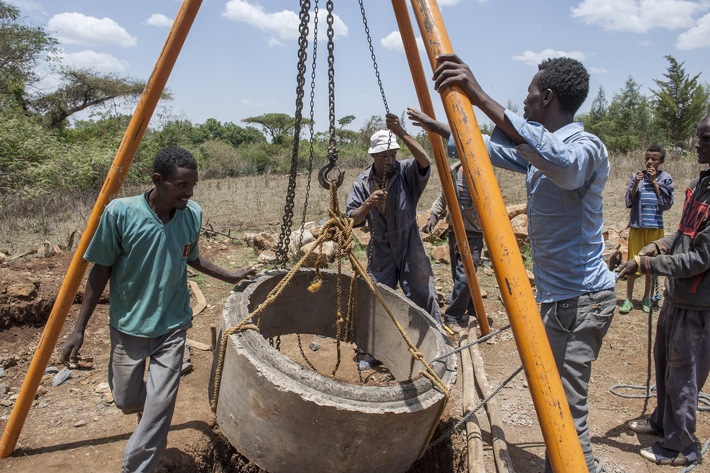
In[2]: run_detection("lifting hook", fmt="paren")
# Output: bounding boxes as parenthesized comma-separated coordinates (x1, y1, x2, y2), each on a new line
(318, 145, 345, 189)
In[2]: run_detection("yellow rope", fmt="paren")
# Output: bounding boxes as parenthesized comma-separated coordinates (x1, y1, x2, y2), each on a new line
(210, 181, 449, 413)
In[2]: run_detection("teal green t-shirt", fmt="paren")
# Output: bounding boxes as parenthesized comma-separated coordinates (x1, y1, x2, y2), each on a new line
(85, 191, 201, 337)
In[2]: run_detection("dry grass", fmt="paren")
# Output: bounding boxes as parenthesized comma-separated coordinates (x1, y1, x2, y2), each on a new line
(0, 154, 704, 257)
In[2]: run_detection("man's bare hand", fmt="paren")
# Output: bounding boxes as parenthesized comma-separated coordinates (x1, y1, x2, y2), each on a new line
(385, 113, 405, 136)
(227, 265, 257, 285)
(433, 54, 483, 106)
(638, 243, 659, 257)
(61, 331, 85, 364)
(366, 190, 388, 209)
(617, 260, 638, 280)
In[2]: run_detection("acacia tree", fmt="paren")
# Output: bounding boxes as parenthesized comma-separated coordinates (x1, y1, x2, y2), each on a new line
(0, 1, 158, 131)
(30, 68, 148, 129)
(242, 113, 312, 145)
(651, 55, 710, 149)
(334, 114, 359, 144)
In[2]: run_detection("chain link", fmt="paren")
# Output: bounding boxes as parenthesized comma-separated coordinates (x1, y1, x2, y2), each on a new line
(297, 0, 320, 252)
(275, 0, 311, 268)
(327, 0, 336, 150)
(359, 0, 389, 115)
(358, 0, 392, 267)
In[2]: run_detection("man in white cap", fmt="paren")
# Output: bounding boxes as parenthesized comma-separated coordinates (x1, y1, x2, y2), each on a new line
(346, 113, 442, 332)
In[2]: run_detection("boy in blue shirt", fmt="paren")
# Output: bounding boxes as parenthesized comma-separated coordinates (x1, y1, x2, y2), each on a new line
(61, 146, 255, 473)
(619, 144, 674, 314)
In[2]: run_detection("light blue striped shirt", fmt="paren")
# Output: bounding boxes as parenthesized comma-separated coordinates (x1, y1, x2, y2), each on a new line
(639, 178, 664, 228)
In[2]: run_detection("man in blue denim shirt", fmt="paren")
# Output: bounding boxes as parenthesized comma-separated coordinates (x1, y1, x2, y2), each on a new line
(433, 55, 616, 473)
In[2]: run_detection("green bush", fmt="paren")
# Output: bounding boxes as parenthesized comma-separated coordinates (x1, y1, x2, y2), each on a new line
(198, 140, 246, 179)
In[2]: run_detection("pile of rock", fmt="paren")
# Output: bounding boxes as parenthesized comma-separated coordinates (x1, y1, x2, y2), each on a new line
(418, 202, 531, 266)
(243, 221, 338, 268)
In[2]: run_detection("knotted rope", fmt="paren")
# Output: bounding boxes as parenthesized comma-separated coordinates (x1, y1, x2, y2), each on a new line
(211, 182, 449, 412)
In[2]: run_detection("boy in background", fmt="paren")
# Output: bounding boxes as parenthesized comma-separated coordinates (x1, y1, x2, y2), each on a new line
(619, 144, 674, 314)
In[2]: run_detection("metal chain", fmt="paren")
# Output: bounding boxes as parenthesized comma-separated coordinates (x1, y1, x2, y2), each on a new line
(359, 0, 389, 115)
(297, 0, 320, 252)
(428, 366, 524, 449)
(316, 0, 344, 191)
(275, 0, 310, 268)
(358, 0, 392, 267)
(327, 0, 336, 151)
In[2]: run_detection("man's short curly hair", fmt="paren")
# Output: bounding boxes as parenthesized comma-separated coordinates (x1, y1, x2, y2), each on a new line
(537, 57, 590, 116)
(153, 146, 197, 177)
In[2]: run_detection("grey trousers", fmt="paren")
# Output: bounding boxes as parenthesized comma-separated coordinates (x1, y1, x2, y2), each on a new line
(109, 323, 189, 473)
(541, 289, 616, 473)
(649, 301, 710, 462)
(443, 230, 483, 325)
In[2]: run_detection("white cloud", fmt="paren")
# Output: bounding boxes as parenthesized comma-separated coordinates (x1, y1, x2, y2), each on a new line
(144, 13, 174, 28)
(512, 49, 587, 66)
(677, 12, 710, 49)
(380, 31, 425, 54)
(570, 0, 705, 33)
(60, 49, 128, 72)
(48, 12, 137, 48)
(222, 0, 347, 46)
(589, 66, 609, 74)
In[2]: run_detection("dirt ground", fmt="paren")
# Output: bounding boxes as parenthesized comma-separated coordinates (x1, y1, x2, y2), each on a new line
(1, 234, 710, 473)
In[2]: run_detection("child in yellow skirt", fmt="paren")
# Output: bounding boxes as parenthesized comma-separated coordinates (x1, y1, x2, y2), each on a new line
(620, 144, 674, 314)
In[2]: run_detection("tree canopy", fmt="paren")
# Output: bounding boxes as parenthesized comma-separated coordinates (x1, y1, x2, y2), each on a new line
(0, 2, 57, 110)
(581, 56, 709, 153)
(0, 1, 156, 130)
(242, 113, 313, 145)
(651, 55, 710, 149)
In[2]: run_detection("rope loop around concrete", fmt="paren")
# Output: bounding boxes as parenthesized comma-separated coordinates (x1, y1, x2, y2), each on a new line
(211, 181, 449, 412)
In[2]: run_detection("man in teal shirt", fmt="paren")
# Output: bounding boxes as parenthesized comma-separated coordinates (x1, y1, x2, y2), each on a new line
(61, 146, 255, 473)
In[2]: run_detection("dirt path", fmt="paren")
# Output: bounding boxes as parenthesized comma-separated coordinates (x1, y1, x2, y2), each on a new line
(1, 244, 710, 473)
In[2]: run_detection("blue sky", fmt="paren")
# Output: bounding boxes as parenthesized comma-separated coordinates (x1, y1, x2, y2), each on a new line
(8, 0, 710, 133)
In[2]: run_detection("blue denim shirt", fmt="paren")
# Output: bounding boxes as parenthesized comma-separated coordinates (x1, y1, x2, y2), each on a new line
(449, 110, 615, 302)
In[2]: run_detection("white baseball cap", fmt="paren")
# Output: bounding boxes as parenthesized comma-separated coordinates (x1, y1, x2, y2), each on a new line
(368, 129, 400, 154)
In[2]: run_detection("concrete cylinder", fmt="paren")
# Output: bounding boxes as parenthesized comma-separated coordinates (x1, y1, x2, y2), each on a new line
(210, 269, 456, 473)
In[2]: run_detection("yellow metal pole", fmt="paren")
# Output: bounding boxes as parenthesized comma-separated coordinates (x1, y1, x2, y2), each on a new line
(0, 0, 203, 458)
(391, 0, 489, 335)
(408, 0, 587, 471)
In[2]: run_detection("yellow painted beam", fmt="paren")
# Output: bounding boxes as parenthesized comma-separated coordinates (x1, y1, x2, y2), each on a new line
(391, 0, 489, 335)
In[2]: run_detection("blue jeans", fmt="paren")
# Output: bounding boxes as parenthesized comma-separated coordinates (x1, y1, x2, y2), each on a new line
(541, 289, 616, 473)
(444, 230, 483, 326)
(109, 323, 189, 473)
